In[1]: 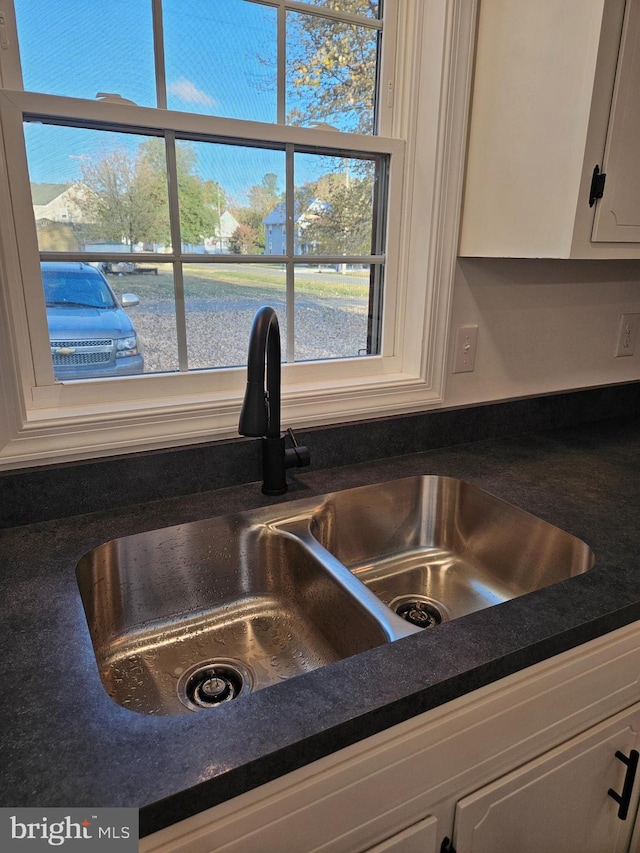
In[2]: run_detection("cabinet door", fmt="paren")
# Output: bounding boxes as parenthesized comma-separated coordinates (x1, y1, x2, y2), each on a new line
(365, 816, 439, 853)
(592, 0, 640, 241)
(453, 704, 640, 853)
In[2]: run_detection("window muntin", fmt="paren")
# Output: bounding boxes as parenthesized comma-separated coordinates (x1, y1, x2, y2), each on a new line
(8, 0, 391, 382)
(0, 0, 409, 419)
(19, 110, 390, 378)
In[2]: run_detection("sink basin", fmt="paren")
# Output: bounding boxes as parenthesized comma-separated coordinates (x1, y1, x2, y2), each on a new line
(309, 477, 595, 626)
(76, 476, 594, 715)
(76, 510, 410, 715)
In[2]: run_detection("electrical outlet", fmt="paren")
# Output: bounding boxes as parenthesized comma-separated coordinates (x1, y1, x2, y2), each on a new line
(614, 313, 640, 358)
(453, 325, 478, 373)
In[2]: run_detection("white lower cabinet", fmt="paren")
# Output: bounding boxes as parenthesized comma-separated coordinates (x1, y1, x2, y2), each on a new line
(365, 816, 439, 853)
(142, 622, 640, 853)
(453, 704, 640, 853)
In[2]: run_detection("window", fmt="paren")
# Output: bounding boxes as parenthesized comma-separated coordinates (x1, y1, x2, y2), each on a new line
(14, 0, 392, 377)
(0, 1, 476, 467)
(25, 120, 389, 372)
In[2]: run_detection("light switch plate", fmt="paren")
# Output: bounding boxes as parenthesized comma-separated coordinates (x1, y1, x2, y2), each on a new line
(453, 325, 478, 373)
(614, 313, 640, 358)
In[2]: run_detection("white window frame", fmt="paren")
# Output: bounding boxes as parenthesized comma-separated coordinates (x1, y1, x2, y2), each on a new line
(0, 0, 477, 468)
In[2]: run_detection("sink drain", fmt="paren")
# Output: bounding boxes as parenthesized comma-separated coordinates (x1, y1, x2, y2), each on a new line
(392, 595, 448, 629)
(178, 660, 253, 710)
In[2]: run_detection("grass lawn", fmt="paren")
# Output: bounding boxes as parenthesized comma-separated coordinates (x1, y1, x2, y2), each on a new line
(111, 263, 370, 303)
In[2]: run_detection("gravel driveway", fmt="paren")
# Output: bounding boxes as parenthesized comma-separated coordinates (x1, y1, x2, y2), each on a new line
(124, 267, 372, 372)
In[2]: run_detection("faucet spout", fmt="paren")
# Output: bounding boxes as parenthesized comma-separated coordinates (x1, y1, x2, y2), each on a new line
(238, 306, 281, 438)
(239, 307, 310, 495)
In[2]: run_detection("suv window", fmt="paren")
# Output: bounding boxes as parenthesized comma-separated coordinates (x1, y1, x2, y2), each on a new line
(43, 267, 117, 309)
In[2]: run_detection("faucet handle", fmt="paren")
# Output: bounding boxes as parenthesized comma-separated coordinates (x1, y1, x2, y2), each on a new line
(285, 428, 311, 468)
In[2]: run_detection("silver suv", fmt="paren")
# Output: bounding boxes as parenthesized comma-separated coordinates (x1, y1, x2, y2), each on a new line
(43, 262, 144, 380)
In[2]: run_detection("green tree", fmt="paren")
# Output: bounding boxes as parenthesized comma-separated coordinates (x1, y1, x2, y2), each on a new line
(248, 172, 281, 214)
(137, 139, 224, 247)
(75, 147, 161, 249)
(75, 139, 225, 250)
(176, 171, 216, 246)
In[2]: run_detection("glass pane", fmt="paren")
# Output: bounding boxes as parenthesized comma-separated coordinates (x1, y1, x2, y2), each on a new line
(119, 262, 180, 374)
(183, 263, 287, 369)
(163, 0, 277, 122)
(176, 140, 285, 255)
(297, 1, 381, 19)
(294, 264, 379, 360)
(25, 124, 170, 254)
(287, 11, 379, 133)
(42, 259, 179, 381)
(294, 153, 377, 255)
(14, 0, 155, 106)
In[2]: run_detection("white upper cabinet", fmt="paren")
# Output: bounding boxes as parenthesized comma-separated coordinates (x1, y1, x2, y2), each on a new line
(593, 0, 640, 242)
(459, 0, 640, 258)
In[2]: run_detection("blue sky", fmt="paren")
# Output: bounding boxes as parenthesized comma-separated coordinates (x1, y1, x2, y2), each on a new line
(15, 0, 277, 119)
(16, 0, 283, 203)
(16, 0, 376, 205)
(23, 123, 288, 208)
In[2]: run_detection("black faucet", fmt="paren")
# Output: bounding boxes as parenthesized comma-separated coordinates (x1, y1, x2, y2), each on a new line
(239, 306, 310, 495)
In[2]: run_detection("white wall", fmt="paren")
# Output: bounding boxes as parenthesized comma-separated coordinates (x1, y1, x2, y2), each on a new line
(445, 258, 640, 407)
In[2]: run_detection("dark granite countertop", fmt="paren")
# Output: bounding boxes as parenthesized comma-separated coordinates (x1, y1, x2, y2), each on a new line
(1, 415, 639, 837)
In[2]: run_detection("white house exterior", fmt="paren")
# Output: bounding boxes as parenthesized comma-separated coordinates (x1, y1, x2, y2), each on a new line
(263, 202, 288, 255)
(31, 182, 88, 225)
(263, 199, 329, 255)
(205, 210, 240, 253)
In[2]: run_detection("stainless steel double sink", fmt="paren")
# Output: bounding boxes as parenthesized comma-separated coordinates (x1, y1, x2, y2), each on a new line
(76, 476, 594, 715)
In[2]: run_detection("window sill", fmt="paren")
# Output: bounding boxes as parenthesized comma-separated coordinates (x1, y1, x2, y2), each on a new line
(0, 367, 445, 469)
